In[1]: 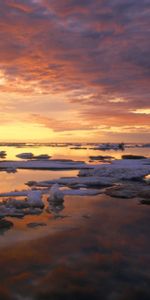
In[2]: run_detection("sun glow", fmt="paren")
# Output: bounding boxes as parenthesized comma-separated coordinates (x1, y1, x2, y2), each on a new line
(132, 109, 150, 114)
(0, 123, 54, 141)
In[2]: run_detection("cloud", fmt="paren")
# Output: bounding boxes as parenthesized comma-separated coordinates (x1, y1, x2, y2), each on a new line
(29, 113, 97, 132)
(0, 0, 150, 139)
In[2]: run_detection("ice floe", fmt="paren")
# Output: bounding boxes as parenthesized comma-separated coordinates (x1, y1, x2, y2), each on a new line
(79, 159, 150, 181)
(62, 189, 102, 196)
(47, 184, 65, 217)
(26, 190, 44, 208)
(0, 151, 7, 158)
(122, 155, 147, 159)
(30, 176, 114, 188)
(90, 143, 125, 151)
(0, 191, 28, 197)
(89, 155, 114, 161)
(0, 200, 43, 217)
(48, 184, 64, 203)
(2, 198, 29, 209)
(1, 157, 150, 220)
(0, 205, 25, 218)
(16, 152, 51, 160)
(105, 182, 150, 200)
(0, 159, 92, 171)
(16, 153, 34, 159)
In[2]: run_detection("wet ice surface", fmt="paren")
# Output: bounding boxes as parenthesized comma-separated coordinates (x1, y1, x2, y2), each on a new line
(0, 144, 150, 299)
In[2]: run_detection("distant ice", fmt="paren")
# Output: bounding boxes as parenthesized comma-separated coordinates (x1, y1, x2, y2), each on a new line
(0, 151, 7, 158)
(16, 153, 51, 160)
(90, 143, 125, 151)
(0, 159, 92, 171)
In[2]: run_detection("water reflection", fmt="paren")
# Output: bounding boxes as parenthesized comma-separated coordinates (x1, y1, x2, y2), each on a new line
(0, 169, 78, 193)
(0, 195, 150, 299)
(0, 219, 13, 236)
(47, 202, 65, 216)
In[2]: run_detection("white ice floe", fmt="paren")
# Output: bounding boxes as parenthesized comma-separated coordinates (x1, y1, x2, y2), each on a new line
(0, 190, 44, 217)
(22, 158, 150, 200)
(2, 198, 29, 209)
(79, 159, 150, 180)
(0, 203, 42, 217)
(1, 158, 150, 219)
(26, 190, 44, 208)
(32, 176, 114, 188)
(0, 191, 28, 197)
(62, 189, 103, 196)
(48, 184, 64, 203)
(0, 160, 92, 170)
(0, 205, 25, 218)
(0, 190, 44, 218)
(105, 182, 150, 199)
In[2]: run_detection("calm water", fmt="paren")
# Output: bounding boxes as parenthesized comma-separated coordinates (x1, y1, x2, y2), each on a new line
(0, 144, 150, 299)
(0, 195, 150, 300)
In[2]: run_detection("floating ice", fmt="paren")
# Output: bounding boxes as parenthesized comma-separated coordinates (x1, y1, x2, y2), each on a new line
(16, 153, 34, 159)
(32, 176, 114, 188)
(79, 159, 150, 180)
(16, 152, 51, 160)
(90, 143, 125, 151)
(27, 190, 44, 208)
(0, 151, 7, 158)
(48, 184, 64, 203)
(0, 159, 92, 171)
(62, 189, 102, 196)
(0, 205, 25, 218)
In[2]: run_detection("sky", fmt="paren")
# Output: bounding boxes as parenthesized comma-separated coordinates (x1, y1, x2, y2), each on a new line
(0, 0, 150, 142)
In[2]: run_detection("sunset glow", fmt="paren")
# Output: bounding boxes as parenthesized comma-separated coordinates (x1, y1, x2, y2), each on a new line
(0, 0, 149, 142)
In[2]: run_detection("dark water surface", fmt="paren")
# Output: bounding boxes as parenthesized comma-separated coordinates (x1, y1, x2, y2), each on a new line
(0, 194, 150, 300)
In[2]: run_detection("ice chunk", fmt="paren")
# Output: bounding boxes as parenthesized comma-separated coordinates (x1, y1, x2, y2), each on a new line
(27, 190, 44, 208)
(62, 189, 103, 196)
(16, 153, 34, 159)
(3, 198, 29, 209)
(0, 159, 92, 170)
(48, 184, 64, 203)
(0, 205, 25, 218)
(0, 151, 7, 158)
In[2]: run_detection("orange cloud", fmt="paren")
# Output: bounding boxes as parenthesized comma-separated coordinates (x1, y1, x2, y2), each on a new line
(0, 0, 150, 141)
